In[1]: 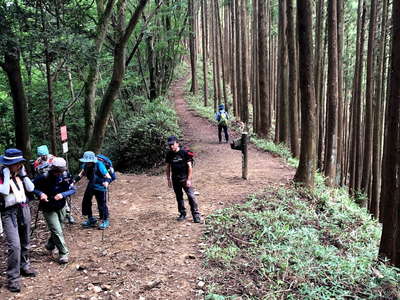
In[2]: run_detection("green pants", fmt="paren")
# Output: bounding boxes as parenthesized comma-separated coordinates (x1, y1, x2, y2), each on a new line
(42, 207, 69, 256)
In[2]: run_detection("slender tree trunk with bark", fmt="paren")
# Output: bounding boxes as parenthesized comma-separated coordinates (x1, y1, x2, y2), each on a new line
(240, 0, 249, 124)
(286, 0, 300, 158)
(201, 0, 208, 106)
(294, 0, 317, 187)
(361, 0, 377, 201)
(258, 0, 269, 138)
(324, 0, 339, 186)
(189, 0, 198, 94)
(371, 0, 389, 218)
(1, 45, 32, 158)
(277, 0, 289, 144)
(379, 0, 400, 266)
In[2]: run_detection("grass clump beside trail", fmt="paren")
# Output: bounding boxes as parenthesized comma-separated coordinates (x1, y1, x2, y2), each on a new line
(202, 177, 400, 299)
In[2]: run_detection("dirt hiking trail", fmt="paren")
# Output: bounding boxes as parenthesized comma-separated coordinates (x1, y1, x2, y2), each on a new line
(0, 77, 294, 300)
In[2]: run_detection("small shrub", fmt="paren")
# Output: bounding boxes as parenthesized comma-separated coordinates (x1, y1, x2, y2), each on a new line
(108, 97, 181, 172)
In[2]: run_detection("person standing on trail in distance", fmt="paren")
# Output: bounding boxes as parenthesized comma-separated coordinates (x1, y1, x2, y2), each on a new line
(165, 136, 201, 223)
(214, 104, 229, 143)
(33, 157, 75, 264)
(0, 148, 36, 293)
(75, 151, 112, 230)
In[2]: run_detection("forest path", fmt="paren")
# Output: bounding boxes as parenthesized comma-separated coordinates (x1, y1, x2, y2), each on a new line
(0, 77, 294, 300)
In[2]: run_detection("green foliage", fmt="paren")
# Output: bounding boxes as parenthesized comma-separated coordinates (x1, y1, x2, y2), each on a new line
(106, 97, 181, 172)
(202, 184, 400, 299)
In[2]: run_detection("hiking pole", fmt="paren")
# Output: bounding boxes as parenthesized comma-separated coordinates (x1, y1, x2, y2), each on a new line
(101, 188, 108, 242)
(30, 200, 40, 237)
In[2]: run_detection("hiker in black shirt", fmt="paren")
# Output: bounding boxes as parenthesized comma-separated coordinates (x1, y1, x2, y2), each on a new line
(165, 136, 201, 223)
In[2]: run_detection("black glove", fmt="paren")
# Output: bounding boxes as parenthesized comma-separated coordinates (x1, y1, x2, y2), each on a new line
(73, 175, 81, 183)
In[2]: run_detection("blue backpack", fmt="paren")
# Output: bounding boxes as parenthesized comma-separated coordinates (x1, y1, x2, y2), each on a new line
(96, 154, 117, 182)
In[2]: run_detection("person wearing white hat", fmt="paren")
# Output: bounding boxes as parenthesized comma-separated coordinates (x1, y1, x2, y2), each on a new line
(0, 148, 36, 293)
(33, 157, 75, 264)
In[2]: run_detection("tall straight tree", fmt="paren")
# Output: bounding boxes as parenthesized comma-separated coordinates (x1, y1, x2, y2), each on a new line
(286, 0, 300, 158)
(276, 0, 289, 144)
(240, 0, 249, 124)
(258, 0, 269, 138)
(201, 0, 208, 106)
(379, 0, 400, 266)
(294, 0, 317, 187)
(361, 0, 377, 199)
(371, 0, 389, 218)
(189, 0, 198, 94)
(324, 0, 339, 186)
(1, 42, 32, 157)
(349, 0, 366, 194)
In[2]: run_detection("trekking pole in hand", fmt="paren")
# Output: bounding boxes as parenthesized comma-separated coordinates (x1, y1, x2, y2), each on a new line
(30, 201, 40, 237)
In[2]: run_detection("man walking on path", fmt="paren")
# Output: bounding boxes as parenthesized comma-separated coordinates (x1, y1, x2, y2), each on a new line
(165, 136, 201, 223)
(0, 148, 36, 293)
(214, 104, 230, 143)
(75, 151, 112, 230)
(33, 157, 75, 264)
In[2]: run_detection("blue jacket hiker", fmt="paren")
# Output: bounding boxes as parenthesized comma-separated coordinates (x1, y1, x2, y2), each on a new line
(214, 104, 229, 143)
(0, 148, 36, 293)
(33, 157, 75, 264)
(75, 151, 112, 230)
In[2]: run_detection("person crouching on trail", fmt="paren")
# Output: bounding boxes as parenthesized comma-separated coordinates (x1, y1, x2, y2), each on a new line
(165, 136, 201, 223)
(33, 157, 75, 264)
(0, 148, 36, 293)
(75, 151, 112, 230)
(214, 104, 230, 143)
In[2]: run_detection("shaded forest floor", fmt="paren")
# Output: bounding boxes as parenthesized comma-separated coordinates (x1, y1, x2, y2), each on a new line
(0, 77, 293, 300)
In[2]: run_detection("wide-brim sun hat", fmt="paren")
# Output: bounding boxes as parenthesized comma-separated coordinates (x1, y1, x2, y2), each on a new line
(0, 148, 26, 166)
(79, 151, 97, 163)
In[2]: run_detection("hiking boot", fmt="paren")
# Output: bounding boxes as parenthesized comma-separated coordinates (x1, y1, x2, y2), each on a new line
(81, 217, 97, 228)
(7, 282, 21, 293)
(45, 244, 55, 256)
(98, 219, 110, 230)
(66, 215, 76, 224)
(20, 267, 37, 277)
(193, 216, 201, 223)
(176, 214, 186, 221)
(59, 254, 69, 264)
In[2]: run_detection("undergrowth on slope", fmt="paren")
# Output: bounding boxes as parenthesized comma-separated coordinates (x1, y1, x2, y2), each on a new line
(201, 180, 400, 299)
(182, 63, 400, 298)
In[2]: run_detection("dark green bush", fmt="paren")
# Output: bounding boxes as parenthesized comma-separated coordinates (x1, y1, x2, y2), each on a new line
(107, 97, 181, 172)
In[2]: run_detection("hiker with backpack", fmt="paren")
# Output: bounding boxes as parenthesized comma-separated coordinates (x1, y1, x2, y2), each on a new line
(33, 145, 54, 175)
(165, 136, 201, 223)
(75, 151, 113, 230)
(214, 104, 230, 143)
(33, 145, 75, 224)
(0, 148, 36, 293)
(33, 157, 75, 264)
